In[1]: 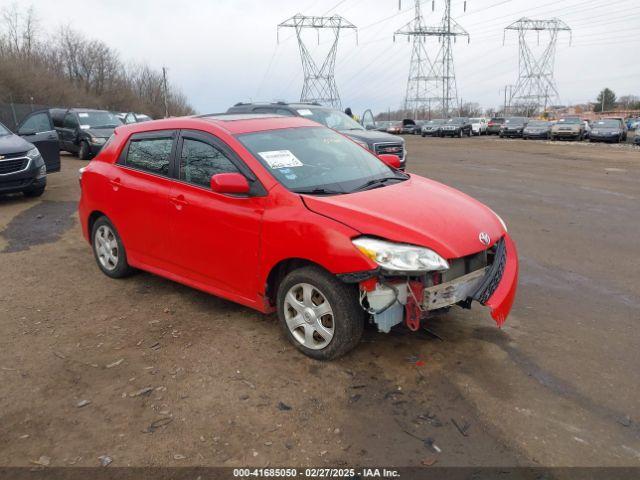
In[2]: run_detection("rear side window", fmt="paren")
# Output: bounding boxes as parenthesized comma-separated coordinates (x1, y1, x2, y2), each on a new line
(180, 138, 239, 188)
(126, 138, 173, 176)
(63, 113, 78, 129)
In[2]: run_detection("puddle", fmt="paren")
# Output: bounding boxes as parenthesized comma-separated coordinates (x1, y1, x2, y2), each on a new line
(1, 201, 77, 253)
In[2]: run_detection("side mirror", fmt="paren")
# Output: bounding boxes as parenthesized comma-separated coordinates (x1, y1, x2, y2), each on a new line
(18, 128, 37, 136)
(210, 173, 250, 195)
(378, 154, 401, 169)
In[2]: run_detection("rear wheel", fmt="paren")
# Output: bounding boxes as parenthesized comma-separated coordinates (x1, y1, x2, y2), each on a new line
(91, 216, 135, 278)
(277, 266, 364, 360)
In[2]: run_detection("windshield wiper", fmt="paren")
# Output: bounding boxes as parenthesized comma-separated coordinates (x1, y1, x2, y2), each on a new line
(351, 176, 405, 193)
(293, 187, 344, 195)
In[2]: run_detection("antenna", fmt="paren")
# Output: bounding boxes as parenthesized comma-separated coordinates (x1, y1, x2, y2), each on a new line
(278, 14, 357, 109)
(504, 18, 571, 116)
(395, 0, 469, 119)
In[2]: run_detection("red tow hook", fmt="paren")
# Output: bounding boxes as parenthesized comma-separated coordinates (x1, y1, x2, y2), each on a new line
(405, 281, 424, 331)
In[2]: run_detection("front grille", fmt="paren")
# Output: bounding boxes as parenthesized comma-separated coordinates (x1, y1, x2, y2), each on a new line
(0, 158, 28, 175)
(473, 238, 506, 304)
(0, 151, 28, 160)
(374, 142, 404, 159)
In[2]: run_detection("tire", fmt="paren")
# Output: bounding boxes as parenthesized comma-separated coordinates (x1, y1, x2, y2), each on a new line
(276, 266, 364, 360)
(78, 141, 91, 160)
(458, 129, 463, 138)
(499, 133, 504, 139)
(91, 216, 135, 279)
(421, 133, 426, 137)
(23, 185, 45, 197)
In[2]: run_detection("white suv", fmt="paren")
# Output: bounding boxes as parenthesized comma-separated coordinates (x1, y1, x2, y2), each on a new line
(470, 117, 488, 136)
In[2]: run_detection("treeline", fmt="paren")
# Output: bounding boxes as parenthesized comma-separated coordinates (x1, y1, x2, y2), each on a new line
(0, 4, 194, 118)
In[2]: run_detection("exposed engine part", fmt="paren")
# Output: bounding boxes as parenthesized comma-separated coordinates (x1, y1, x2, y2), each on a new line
(360, 282, 407, 333)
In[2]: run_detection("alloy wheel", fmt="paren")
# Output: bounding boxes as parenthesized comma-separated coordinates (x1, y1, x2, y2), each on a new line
(94, 225, 119, 271)
(283, 283, 334, 350)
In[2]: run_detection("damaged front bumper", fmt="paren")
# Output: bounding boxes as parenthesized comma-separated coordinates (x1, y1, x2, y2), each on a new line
(347, 234, 519, 332)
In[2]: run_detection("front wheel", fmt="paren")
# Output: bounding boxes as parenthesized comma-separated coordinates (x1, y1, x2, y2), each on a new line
(23, 185, 45, 197)
(277, 266, 364, 360)
(91, 216, 135, 278)
(78, 141, 91, 160)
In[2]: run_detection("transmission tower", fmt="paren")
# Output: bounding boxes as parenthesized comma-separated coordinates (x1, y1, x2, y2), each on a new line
(278, 14, 357, 109)
(395, 0, 469, 118)
(504, 18, 571, 116)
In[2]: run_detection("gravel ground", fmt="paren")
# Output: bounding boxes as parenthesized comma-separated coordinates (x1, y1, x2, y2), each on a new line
(0, 135, 639, 468)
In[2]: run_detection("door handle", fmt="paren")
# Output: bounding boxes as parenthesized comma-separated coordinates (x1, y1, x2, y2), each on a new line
(109, 178, 121, 191)
(170, 195, 188, 210)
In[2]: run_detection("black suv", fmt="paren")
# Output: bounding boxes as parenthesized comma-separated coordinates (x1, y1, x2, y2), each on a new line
(49, 108, 122, 159)
(1, 114, 60, 197)
(226, 102, 407, 168)
(440, 117, 472, 137)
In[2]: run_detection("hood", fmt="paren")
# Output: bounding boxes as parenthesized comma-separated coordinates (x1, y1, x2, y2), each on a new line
(342, 129, 405, 145)
(0, 133, 34, 156)
(592, 126, 620, 132)
(552, 123, 580, 130)
(84, 127, 116, 138)
(302, 175, 504, 259)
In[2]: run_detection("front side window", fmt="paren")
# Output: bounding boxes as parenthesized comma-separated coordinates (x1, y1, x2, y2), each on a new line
(126, 137, 173, 176)
(21, 113, 52, 133)
(237, 126, 405, 194)
(180, 138, 239, 188)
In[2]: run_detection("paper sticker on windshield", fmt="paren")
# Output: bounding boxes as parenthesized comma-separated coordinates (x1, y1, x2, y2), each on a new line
(259, 150, 303, 169)
(78, 113, 89, 118)
(80, 125, 91, 130)
(297, 109, 313, 116)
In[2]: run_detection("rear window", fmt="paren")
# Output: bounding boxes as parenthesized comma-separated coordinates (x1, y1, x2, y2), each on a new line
(125, 137, 173, 176)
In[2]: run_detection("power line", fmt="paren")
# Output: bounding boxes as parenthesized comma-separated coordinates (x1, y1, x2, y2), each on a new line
(277, 14, 357, 108)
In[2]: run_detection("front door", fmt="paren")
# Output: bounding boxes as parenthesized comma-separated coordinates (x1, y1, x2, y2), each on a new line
(17, 111, 61, 172)
(169, 130, 265, 304)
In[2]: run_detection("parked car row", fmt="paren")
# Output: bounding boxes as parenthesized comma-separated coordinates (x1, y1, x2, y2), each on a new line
(380, 115, 632, 144)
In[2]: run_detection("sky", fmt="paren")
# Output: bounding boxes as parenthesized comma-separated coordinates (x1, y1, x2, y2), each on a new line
(3, 0, 639, 115)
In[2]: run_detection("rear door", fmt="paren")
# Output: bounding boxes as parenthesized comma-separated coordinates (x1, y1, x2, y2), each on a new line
(17, 110, 61, 173)
(168, 130, 266, 302)
(111, 130, 177, 268)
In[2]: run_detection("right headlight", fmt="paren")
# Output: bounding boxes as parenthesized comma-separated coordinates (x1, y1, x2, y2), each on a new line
(26, 147, 41, 159)
(352, 237, 449, 273)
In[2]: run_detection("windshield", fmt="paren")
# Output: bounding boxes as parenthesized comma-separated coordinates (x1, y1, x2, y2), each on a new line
(77, 111, 122, 129)
(527, 121, 548, 127)
(237, 127, 406, 195)
(490, 118, 505, 123)
(295, 107, 363, 132)
(505, 117, 526, 125)
(594, 120, 620, 128)
(470, 118, 482, 122)
(558, 117, 581, 124)
(0, 122, 10, 136)
(448, 118, 467, 125)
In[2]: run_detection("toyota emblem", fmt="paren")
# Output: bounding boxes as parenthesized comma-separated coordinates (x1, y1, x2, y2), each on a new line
(479, 232, 491, 246)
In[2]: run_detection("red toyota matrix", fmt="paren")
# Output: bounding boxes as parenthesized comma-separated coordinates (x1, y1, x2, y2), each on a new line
(79, 114, 518, 359)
